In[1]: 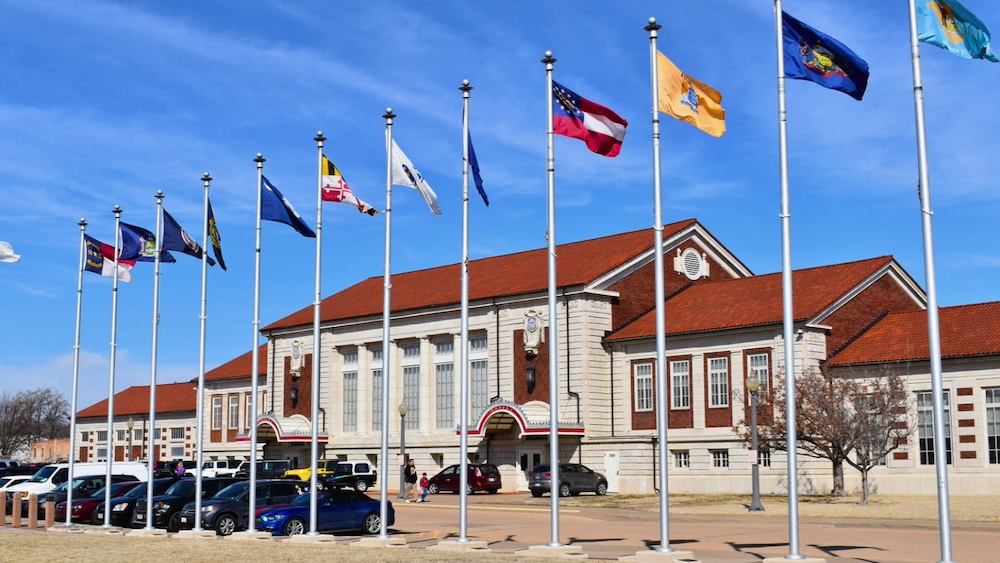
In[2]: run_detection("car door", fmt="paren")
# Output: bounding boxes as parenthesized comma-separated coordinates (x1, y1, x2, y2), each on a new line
(319, 491, 352, 531)
(439, 465, 458, 491)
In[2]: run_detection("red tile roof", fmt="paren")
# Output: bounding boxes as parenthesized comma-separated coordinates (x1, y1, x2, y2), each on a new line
(204, 344, 267, 382)
(263, 220, 700, 331)
(607, 256, 895, 341)
(76, 382, 195, 419)
(826, 302, 1000, 366)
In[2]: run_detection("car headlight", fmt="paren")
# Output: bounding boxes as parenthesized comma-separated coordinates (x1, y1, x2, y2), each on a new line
(201, 506, 214, 513)
(259, 513, 286, 522)
(153, 502, 170, 512)
(112, 504, 127, 512)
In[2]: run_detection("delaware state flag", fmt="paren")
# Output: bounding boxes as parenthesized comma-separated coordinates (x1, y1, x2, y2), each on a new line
(918, 0, 998, 62)
(552, 81, 627, 157)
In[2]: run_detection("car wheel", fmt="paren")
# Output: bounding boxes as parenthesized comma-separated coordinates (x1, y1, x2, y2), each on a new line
(531, 491, 543, 498)
(362, 512, 380, 535)
(428, 483, 439, 494)
(559, 483, 571, 497)
(488, 489, 499, 495)
(167, 512, 182, 533)
(284, 517, 306, 536)
(354, 480, 368, 493)
(596, 482, 608, 496)
(215, 514, 237, 536)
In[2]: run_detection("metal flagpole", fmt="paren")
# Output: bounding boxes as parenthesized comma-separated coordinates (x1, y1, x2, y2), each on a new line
(773, 0, 803, 558)
(194, 173, 212, 530)
(458, 79, 473, 542)
(309, 132, 326, 536)
(541, 50, 562, 548)
(247, 154, 265, 533)
(906, 2, 953, 561)
(103, 205, 123, 528)
(378, 108, 396, 539)
(67, 218, 86, 526)
(144, 191, 165, 531)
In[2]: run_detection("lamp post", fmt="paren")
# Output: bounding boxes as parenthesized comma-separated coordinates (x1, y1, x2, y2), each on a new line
(746, 375, 765, 512)
(397, 402, 408, 500)
(127, 416, 135, 462)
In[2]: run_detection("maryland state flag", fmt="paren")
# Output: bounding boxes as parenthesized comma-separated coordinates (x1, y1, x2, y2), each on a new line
(321, 155, 378, 216)
(656, 51, 726, 137)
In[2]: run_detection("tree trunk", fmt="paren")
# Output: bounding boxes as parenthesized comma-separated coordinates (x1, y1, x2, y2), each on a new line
(831, 460, 846, 496)
(860, 467, 870, 505)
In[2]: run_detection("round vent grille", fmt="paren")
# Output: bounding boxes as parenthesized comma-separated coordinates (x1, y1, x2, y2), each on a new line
(682, 248, 702, 280)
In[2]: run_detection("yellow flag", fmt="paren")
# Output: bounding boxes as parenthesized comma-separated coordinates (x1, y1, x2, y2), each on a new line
(657, 51, 725, 137)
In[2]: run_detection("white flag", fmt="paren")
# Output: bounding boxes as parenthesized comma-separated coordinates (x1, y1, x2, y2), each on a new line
(0, 241, 20, 263)
(390, 140, 441, 215)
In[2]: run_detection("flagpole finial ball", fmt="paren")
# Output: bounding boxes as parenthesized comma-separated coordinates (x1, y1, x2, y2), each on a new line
(157, 190, 163, 197)
(386, 107, 392, 114)
(649, 17, 656, 25)
(257, 153, 263, 158)
(316, 131, 322, 137)
(545, 50, 552, 58)
(462, 79, 469, 87)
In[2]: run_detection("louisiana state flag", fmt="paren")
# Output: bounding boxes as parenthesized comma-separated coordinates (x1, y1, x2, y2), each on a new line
(918, 0, 998, 62)
(782, 12, 870, 101)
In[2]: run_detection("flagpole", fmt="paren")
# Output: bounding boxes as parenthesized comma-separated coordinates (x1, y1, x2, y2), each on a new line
(309, 131, 326, 536)
(541, 50, 563, 548)
(458, 79, 473, 542)
(143, 191, 165, 531)
(247, 153, 265, 533)
(194, 173, 212, 531)
(67, 218, 86, 527)
(907, 2, 953, 561)
(773, 1, 803, 559)
(103, 205, 122, 528)
(378, 108, 396, 539)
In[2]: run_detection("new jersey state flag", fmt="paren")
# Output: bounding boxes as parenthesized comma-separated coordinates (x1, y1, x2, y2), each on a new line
(918, 0, 998, 61)
(321, 155, 378, 216)
(656, 51, 726, 137)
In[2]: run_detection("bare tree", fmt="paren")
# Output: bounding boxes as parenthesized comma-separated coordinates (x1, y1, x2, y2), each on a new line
(0, 387, 70, 457)
(736, 366, 911, 500)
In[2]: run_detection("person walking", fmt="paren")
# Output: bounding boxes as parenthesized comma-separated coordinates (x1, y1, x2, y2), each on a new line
(404, 459, 417, 502)
(419, 472, 429, 503)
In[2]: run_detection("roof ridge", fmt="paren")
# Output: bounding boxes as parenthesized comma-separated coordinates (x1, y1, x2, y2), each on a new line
(825, 309, 892, 363)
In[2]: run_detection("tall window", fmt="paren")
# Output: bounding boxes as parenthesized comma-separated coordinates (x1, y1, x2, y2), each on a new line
(403, 366, 420, 430)
(471, 360, 489, 417)
(343, 371, 358, 432)
(918, 391, 952, 465)
(470, 336, 487, 352)
(243, 393, 251, 430)
(709, 357, 729, 407)
(371, 369, 383, 432)
(436, 363, 454, 429)
(671, 360, 690, 409)
(986, 388, 999, 465)
(748, 353, 769, 393)
(228, 395, 239, 429)
(634, 362, 653, 412)
(116, 430, 126, 441)
(435, 341, 453, 355)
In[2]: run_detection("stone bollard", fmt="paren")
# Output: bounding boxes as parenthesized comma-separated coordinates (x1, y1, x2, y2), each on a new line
(1, 492, 7, 526)
(27, 493, 38, 528)
(12, 494, 22, 527)
(45, 499, 55, 528)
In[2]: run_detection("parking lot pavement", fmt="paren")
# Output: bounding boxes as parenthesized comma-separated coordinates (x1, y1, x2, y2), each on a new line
(393, 492, 1000, 562)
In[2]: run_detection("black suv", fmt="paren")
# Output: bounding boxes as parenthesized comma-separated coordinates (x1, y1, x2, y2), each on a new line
(177, 479, 305, 535)
(320, 461, 377, 492)
(93, 477, 180, 526)
(131, 477, 240, 531)
(235, 459, 292, 480)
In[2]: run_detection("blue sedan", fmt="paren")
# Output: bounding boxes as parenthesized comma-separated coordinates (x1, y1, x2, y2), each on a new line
(256, 490, 394, 536)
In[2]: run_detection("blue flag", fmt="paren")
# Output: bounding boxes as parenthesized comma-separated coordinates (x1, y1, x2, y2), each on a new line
(468, 131, 488, 206)
(161, 208, 215, 265)
(261, 175, 316, 238)
(782, 12, 870, 100)
(918, 0, 998, 62)
(119, 222, 175, 262)
(207, 198, 227, 271)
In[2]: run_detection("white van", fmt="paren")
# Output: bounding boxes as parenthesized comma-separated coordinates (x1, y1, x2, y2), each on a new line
(5, 461, 148, 501)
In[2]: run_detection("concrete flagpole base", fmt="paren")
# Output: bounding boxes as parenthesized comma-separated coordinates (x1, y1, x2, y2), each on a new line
(352, 536, 409, 548)
(763, 558, 826, 563)
(429, 539, 491, 553)
(125, 528, 168, 537)
(285, 534, 337, 544)
(47, 525, 85, 534)
(174, 530, 218, 540)
(225, 531, 274, 541)
(515, 544, 588, 559)
(620, 549, 699, 562)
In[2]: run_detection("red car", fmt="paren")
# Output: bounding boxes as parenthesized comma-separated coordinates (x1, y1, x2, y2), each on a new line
(427, 464, 501, 495)
(55, 480, 144, 523)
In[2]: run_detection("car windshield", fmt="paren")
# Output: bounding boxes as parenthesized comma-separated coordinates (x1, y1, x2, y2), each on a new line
(164, 479, 196, 496)
(28, 466, 56, 483)
(213, 482, 249, 500)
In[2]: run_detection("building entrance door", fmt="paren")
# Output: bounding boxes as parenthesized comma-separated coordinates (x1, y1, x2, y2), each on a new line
(516, 447, 544, 491)
(604, 450, 620, 493)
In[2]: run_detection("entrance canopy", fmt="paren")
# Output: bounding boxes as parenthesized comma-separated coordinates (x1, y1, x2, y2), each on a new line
(236, 413, 328, 443)
(464, 400, 584, 438)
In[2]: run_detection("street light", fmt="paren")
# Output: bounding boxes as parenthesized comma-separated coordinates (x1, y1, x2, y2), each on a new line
(746, 375, 765, 512)
(127, 416, 135, 462)
(397, 402, 409, 500)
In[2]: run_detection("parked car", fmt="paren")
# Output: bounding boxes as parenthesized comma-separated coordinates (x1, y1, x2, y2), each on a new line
(177, 479, 305, 535)
(0, 475, 31, 497)
(55, 480, 144, 523)
(35, 474, 138, 518)
(131, 477, 240, 531)
(0, 459, 21, 477)
(235, 459, 292, 480)
(318, 461, 377, 492)
(427, 463, 501, 495)
(527, 463, 608, 498)
(282, 459, 339, 482)
(256, 490, 393, 536)
(92, 477, 180, 526)
(199, 459, 241, 478)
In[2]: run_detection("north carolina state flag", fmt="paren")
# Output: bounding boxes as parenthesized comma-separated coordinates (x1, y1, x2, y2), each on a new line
(321, 155, 378, 216)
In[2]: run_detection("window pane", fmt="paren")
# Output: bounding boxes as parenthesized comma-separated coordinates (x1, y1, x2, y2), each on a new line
(634, 363, 653, 412)
(671, 360, 690, 409)
(471, 360, 489, 419)
(436, 364, 454, 429)
(343, 372, 358, 432)
(709, 357, 729, 407)
(404, 366, 420, 430)
(371, 369, 383, 431)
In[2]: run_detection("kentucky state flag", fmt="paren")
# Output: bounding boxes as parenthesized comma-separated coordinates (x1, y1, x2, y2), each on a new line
(782, 11, 870, 100)
(161, 209, 215, 265)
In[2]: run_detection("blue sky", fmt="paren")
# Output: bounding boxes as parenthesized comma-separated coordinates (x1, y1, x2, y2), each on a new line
(1, 1, 997, 411)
